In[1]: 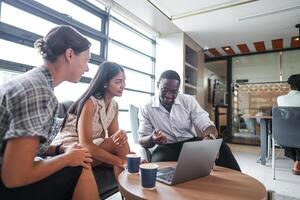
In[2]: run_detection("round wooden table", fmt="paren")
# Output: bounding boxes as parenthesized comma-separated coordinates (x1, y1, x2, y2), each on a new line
(118, 162, 267, 200)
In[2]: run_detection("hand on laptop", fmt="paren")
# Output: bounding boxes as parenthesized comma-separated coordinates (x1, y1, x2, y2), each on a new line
(203, 126, 218, 140)
(152, 130, 167, 145)
(204, 134, 216, 140)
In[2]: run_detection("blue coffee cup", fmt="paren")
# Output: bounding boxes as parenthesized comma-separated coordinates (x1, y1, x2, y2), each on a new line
(140, 163, 158, 190)
(126, 154, 141, 174)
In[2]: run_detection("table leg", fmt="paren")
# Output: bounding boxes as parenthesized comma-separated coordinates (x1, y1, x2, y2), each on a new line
(260, 119, 268, 165)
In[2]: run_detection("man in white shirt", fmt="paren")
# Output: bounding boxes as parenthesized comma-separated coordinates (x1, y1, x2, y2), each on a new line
(277, 73, 300, 175)
(138, 70, 240, 171)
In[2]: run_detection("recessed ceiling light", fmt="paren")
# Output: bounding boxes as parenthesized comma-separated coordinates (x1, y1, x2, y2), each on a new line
(294, 37, 300, 41)
(225, 47, 230, 51)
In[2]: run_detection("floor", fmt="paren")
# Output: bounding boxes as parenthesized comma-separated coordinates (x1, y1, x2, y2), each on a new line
(107, 138, 300, 200)
(229, 144, 300, 199)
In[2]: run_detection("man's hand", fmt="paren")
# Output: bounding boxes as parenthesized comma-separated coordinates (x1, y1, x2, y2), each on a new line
(203, 134, 216, 140)
(152, 130, 167, 145)
(203, 126, 218, 140)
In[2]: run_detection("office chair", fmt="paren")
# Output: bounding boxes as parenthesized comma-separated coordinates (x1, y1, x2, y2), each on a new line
(268, 190, 276, 200)
(129, 104, 156, 162)
(242, 114, 256, 135)
(272, 106, 300, 180)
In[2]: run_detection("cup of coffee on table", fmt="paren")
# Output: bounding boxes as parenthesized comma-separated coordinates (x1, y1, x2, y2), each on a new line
(140, 163, 158, 190)
(126, 154, 141, 174)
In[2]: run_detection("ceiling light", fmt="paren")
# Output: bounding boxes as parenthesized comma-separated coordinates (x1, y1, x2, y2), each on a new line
(295, 37, 300, 41)
(203, 46, 209, 51)
(225, 47, 230, 51)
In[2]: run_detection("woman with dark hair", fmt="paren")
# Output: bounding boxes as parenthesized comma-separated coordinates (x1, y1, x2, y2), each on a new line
(0, 25, 99, 199)
(53, 61, 130, 179)
(277, 73, 300, 175)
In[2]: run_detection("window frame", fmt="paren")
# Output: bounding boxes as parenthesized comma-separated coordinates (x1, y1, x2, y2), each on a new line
(0, 0, 156, 132)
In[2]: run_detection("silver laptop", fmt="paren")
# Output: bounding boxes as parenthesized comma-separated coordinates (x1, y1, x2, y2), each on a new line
(156, 138, 222, 185)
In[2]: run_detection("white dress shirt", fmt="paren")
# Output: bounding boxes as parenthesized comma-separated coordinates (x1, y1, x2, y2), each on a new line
(138, 94, 215, 143)
(277, 90, 300, 106)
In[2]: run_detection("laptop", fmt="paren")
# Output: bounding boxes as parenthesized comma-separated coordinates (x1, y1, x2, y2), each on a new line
(156, 138, 222, 185)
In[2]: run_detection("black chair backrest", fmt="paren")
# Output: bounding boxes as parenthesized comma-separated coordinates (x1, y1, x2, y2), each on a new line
(272, 106, 300, 148)
(58, 100, 74, 118)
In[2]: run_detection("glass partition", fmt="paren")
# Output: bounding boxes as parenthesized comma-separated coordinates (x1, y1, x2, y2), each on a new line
(231, 49, 300, 144)
(205, 60, 228, 136)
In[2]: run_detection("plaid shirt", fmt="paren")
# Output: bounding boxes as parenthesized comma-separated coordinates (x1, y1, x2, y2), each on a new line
(0, 67, 59, 164)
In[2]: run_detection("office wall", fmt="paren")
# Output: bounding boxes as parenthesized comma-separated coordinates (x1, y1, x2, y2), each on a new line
(155, 32, 207, 107)
(155, 32, 185, 92)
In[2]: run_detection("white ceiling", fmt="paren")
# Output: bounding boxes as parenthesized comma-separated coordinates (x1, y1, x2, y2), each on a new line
(113, 0, 300, 50)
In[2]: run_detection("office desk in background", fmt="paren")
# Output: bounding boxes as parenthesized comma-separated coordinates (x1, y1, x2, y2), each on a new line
(242, 115, 272, 165)
(118, 162, 267, 200)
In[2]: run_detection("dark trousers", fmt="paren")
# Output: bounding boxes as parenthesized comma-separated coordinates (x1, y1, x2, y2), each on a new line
(285, 147, 300, 161)
(0, 166, 82, 200)
(151, 137, 241, 172)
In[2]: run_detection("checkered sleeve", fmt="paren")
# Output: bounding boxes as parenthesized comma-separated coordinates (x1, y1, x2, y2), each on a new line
(4, 86, 56, 143)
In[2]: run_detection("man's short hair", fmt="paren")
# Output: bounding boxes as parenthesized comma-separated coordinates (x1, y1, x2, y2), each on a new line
(159, 70, 181, 85)
(287, 73, 300, 91)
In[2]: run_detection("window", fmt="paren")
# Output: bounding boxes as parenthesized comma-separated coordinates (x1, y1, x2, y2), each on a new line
(0, 70, 20, 85)
(108, 42, 153, 74)
(0, 0, 107, 77)
(108, 10, 156, 132)
(110, 11, 153, 39)
(124, 69, 153, 92)
(36, 0, 103, 31)
(115, 90, 152, 110)
(0, 0, 156, 133)
(109, 20, 153, 55)
(0, 39, 43, 67)
(1, 3, 57, 36)
(84, 63, 100, 78)
(54, 82, 89, 102)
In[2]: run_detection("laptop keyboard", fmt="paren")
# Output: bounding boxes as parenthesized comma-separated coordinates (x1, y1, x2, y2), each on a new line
(157, 167, 176, 183)
(157, 172, 174, 182)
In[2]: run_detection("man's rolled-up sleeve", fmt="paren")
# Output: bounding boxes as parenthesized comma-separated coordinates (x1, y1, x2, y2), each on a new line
(189, 96, 215, 134)
(138, 105, 155, 138)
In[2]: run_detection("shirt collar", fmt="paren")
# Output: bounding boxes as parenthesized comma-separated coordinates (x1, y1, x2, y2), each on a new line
(39, 67, 54, 90)
(288, 90, 300, 95)
(152, 93, 181, 108)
